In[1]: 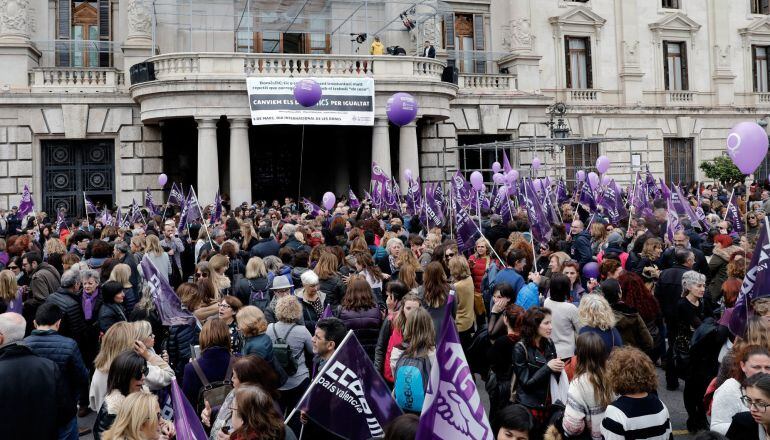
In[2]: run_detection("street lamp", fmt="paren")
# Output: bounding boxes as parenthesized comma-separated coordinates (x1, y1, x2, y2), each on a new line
(546, 102, 570, 139)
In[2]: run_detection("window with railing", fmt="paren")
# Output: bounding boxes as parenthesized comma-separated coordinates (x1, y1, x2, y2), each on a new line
(444, 13, 487, 74)
(664, 138, 695, 185)
(664, 41, 688, 91)
(565, 36, 592, 89)
(754, 46, 770, 92)
(565, 143, 599, 188)
(56, 0, 112, 67)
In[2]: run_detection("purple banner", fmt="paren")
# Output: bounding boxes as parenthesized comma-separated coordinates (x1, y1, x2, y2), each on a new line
(17, 184, 34, 219)
(168, 182, 185, 207)
(523, 179, 552, 246)
(170, 378, 208, 440)
(725, 191, 745, 234)
(141, 257, 196, 326)
(730, 219, 770, 336)
(302, 197, 323, 216)
(83, 192, 98, 215)
(453, 192, 480, 254)
(348, 188, 360, 210)
(145, 188, 159, 216)
(666, 199, 683, 243)
(211, 190, 222, 223)
(556, 179, 568, 205)
(298, 331, 402, 439)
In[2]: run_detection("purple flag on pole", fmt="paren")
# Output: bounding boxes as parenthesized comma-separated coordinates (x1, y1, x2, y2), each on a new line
(296, 331, 402, 439)
(421, 182, 445, 229)
(659, 179, 672, 201)
(725, 191, 745, 234)
(673, 184, 704, 229)
(145, 188, 160, 216)
(185, 187, 201, 224)
(453, 192, 480, 254)
(666, 199, 683, 244)
(141, 257, 196, 326)
(406, 178, 422, 216)
(99, 207, 112, 225)
(646, 167, 662, 200)
(348, 188, 360, 210)
(416, 300, 494, 440)
(130, 199, 144, 225)
(168, 183, 185, 207)
(83, 192, 98, 215)
(302, 198, 323, 216)
(55, 209, 66, 232)
(577, 181, 597, 211)
(730, 217, 770, 336)
(556, 179, 569, 205)
(170, 378, 208, 440)
(498, 186, 513, 225)
(371, 162, 390, 210)
(598, 180, 624, 226)
(177, 195, 189, 231)
(502, 151, 513, 174)
(523, 179, 552, 246)
(211, 190, 222, 223)
(17, 184, 34, 219)
(452, 172, 474, 210)
(320, 304, 333, 319)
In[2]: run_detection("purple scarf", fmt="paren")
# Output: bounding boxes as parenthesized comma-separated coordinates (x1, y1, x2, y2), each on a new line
(82, 288, 99, 320)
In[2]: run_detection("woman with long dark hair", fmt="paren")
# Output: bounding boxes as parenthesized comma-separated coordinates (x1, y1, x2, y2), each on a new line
(421, 261, 456, 343)
(92, 351, 148, 439)
(335, 275, 382, 361)
(543, 273, 580, 359)
(224, 385, 294, 440)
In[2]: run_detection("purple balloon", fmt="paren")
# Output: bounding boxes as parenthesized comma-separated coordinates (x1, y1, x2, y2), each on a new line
(601, 175, 611, 186)
(727, 122, 769, 174)
(493, 173, 504, 185)
(322, 192, 336, 211)
(596, 155, 611, 174)
(158, 173, 168, 186)
(533, 179, 543, 193)
(498, 185, 509, 197)
(532, 157, 541, 170)
(588, 172, 600, 190)
(386, 92, 419, 127)
(582, 262, 600, 280)
(293, 79, 322, 107)
(470, 171, 484, 191)
(492, 162, 502, 173)
(507, 170, 519, 182)
(404, 169, 413, 181)
(576, 170, 586, 181)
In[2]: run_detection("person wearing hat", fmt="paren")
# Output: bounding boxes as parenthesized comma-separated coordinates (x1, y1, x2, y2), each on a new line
(264, 275, 303, 325)
(597, 231, 629, 268)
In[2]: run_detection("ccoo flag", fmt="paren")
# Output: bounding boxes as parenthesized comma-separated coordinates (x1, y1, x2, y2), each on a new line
(730, 217, 770, 336)
(294, 331, 402, 439)
(417, 299, 494, 440)
(725, 190, 745, 234)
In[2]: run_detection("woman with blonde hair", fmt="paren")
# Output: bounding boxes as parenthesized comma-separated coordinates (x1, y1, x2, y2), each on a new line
(141, 235, 171, 283)
(314, 252, 345, 306)
(577, 294, 622, 354)
(0, 268, 21, 313)
(238, 306, 273, 361)
(390, 308, 437, 414)
(208, 254, 232, 296)
(130, 235, 145, 260)
(240, 221, 258, 253)
(589, 223, 608, 255)
(89, 322, 139, 411)
(133, 320, 175, 391)
(102, 391, 173, 440)
(109, 263, 138, 314)
(449, 255, 475, 347)
(397, 250, 422, 291)
(548, 251, 571, 275)
(44, 237, 67, 274)
(234, 256, 270, 308)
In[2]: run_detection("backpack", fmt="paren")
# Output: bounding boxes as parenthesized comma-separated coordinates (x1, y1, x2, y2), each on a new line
(191, 356, 234, 415)
(393, 353, 432, 413)
(248, 280, 271, 311)
(272, 324, 300, 376)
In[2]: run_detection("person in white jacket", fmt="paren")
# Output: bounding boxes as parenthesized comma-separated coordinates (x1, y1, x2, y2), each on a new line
(710, 345, 770, 434)
(544, 273, 582, 359)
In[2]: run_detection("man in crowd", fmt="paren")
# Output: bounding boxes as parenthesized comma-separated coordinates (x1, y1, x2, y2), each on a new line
(250, 226, 280, 258)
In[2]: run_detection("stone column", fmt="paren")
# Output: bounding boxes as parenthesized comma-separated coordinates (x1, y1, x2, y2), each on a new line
(0, 0, 40, 89)
(196, 118, 219, 206)
(122, 0, 155, 82)
(372, 117, 391, 177)
(398, 122, 419, 192)
(229, 119, 252, 206)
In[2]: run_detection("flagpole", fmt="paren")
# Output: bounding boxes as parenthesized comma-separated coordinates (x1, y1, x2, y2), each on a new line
(723, 187, 736, 222)
(468, 217, 505, 267)
(284, 330, 356, 424)
(191, 187, 215, 247)
(628, 171, 638, 232)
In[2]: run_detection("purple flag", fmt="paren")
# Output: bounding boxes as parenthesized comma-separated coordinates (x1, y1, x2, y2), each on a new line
(556, 179, 569, 205)
(145, 188, 159, 216)
(523, 179, 552, 246)
(416, 300, 494, 440)
(451, 172, 474, 210)
(302, 197, 323, 216)
(666, 199, 683, 243)
(434, 183, 446, 217)
(542, 186, 561, 225)
(168, 182, 185, 207)
(646, 167, 662, 200)
(170, 378, 208, 440)
(130, 199, 144, 225)
(348, 188, 360, 210)
(99, 207, 112, 225)
(296, 331, 402, 439)
(320, 304, 333, 319)
(211, 190, 222, 223)
(371, 162, 390, 210)
(453, 192, 480, 254)
(725, 191, 745, 234)
(16, 184, 34, 219)
(598, 180, 625, 226)
(730, 217, 770, 336)
(498, 186, 512, 225)
(502, 151, 513, 174)
(177, 195, 190, 231)
(577, 181, 597, 211)
(632, 172, 652, 218)
(673, 184, 704, 229)
(659, 179, 672, 201)
(55, 209, 66, 232)
(383, 178, 401, 213)
(185, 187, 202, 224)
(421, 182, 445, 229)
(406, 178, 422, 216)
(83, 192, 98, 215)
(141, 256, 196, 326)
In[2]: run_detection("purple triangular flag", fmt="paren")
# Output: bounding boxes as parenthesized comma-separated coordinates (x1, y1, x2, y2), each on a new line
(320, 304, 333, 319)
(141, 257, 196, 326)
(730, 217, 770, 336)
(170, 378, 208, 440)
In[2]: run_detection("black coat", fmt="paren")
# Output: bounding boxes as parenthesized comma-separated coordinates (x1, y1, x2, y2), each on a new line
(0, 343, 67, 440)
(726, 411, 760, 440)
(485, 224, 509, 248)
(512, 339, 559, 410)
(655, 265, 688, 320)
(23, 329, 90, 421)
(120, 252, 142, 294)
(45, 288, 88, 344)
(166, 323, 198, 378)
(319, 275, 345, 307)
(659, 246, 708, 276)
(98, 302, 127, 332)
(250, 238, 280, 258)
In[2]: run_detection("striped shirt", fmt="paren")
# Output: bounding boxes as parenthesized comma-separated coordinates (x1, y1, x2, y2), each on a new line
(601, 394, 673, 440)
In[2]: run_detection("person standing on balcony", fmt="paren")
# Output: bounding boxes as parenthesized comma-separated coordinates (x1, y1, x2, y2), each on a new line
(370, 36, 385, 55)
(422, 40, 436, 58)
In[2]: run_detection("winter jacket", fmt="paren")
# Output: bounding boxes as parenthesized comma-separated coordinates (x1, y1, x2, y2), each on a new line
(374, 317, 394, 378)
(234, 277, 271, 310)
(250, 237, 280, 259)
(493, 268, 525, 295)
(28, 262, 61, 306)
(319, 274, 345, 307)
(242, 334, 274, 361)
(570, 231, 594, 267)
(45, 287, 88, 343)
(612, 303, 653, 354)
(0, 343, 66, 440)
(167, 322, 198, 378)
(336, 306, 382, 361)
(296, 289, 326, 335)
(181, 346, 232, 408)
(454, 276, 475, 333)
(708, 245, 741, 301)
(655, 265, 689, 320)
(579, 326, 623, 355)
(485, 224, 510, 249)
(121, 286, 139, 315)
(468, 254, 490, 293)
(98, 302, 127, 332)
(119, 252, 142, 296)
(515, 282, 540, 311)
(512, 338, 559, 410)
(23, 329, 89, 422)
(93, 391, 124, 440)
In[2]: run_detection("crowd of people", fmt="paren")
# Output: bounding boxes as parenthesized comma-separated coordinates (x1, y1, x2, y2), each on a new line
(1, 178, 770, 440)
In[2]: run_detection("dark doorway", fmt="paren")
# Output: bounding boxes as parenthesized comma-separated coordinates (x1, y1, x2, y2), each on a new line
(41, 139, 115, 217)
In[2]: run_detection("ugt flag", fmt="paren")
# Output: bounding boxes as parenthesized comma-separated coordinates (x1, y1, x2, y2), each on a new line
(730, 217, 770, 337)
(417, 301, 494, 440)
(293, 331, 402, 439)
(17, 184, 34, 219)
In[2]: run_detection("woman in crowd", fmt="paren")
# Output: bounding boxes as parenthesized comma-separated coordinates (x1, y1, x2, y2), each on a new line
(589, 223, 608, 256)
(93, 351, 148, 439)
(601, 347, 672, 440)
(353, 251, 385, 299)
(543, 273, 581, 359)
(397, 250, 423, 293)
(209, 254, 232, 296)
(202, 355, 282, 440)
(238, 306, 273, 361)
(0, 268, 21, 313)
(493, 405, 533, 440)
(577, 293, 623, 354)
(512, 307, 560, 435)
(709, 235, 741, 301)
(142, 235, 171, 283)
(218, 385, 296, 440)
(390, 308, 436, 414)
(90, 322, 136, 411)
(630, 237, 662, 277)
(314, 252, 345, 307)
(726, 373, 770, 440)
(379, 236, 404, 277)
(133, 320, 175, 391)
(266, 295, 312, 430)
(108, 263, 137, 314)
(618, 272, 663, 362)
(422, 261, 456, 342)
(219, 295, 244, 353)
(469, 237, 492, 296)
(486, 303, 526, 423)
(602, 279, 653, 355)
(488, 283, 518, 340)
(102, 391, 174, 440)
(376, 290, 421, 385)
(295, 270, 325, 335)
(562, 261, 585, 305)
(234, 257, 271, 310)
(98, 280, 128, 332)
(182, 318, 234, 410)
(335, 275, 382, 361)
(560, 332, 614, 440)
(712, 345, 770, 434)
(44, 237, 66, 274)
(448, 255, 475, 348)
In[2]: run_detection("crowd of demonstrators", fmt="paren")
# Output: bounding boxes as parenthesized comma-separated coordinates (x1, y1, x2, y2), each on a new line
(2, 179, 770, 439)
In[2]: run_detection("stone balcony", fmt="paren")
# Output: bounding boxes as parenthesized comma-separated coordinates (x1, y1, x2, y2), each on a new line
(28, 67, 125, 93)
(130, 52, 458, 122)
(457, 73, 518, 94)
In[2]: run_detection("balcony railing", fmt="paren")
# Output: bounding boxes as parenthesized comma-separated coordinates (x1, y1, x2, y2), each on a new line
(569, 89, 599, 102)
(757, 93, 770, 104)
(458, 74, 517, 92)
(667, 91, 694, 103)
(29, 67, 124, 93)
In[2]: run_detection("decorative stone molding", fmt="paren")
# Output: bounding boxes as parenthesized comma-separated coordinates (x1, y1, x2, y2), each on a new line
(0, 0, 30, 41)
(502, 18, 533, 51)
(126, 0, 152, 43)
(648, 12, 701, 47)
(549, 6, 606, 37)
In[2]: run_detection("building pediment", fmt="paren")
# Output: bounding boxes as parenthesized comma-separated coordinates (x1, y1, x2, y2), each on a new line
(739, 16, 770, 37)
(548, 6, 606, 29)
(648, 12, 701, 35)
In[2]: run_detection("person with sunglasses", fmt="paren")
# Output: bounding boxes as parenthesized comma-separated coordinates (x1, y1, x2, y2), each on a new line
(93, 351, 149, 439)
(726, 373, 770, 440)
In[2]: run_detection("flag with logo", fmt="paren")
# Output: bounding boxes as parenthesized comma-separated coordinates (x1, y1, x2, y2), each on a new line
(598, 179, 626, 226)
(421, 182, 445, 229)
(55, 209, 66, 232)
(730, 217, 770, 336)
(211, 190, 222, 223)
(141, 257, 196, 326)
(348, 188, 360, 210)
(725, 190, 745, 234)
(83, 192, 98, 215)
(665, 199, 683, 244)
(406, 177, 422, 216)
(416, 301, 494, 440)
(577, 181, 597, 212)
(17, 184, 34, 219)
(168, 182, 185, 207)
(145, 188, 159, 215)
(522, 179, 552, 246)
(302, 198, 323, 216)
(294, 331, 402, 440)
(556, 179, 569, 205)
(99, 207, 112, 226)
(453, 191, 480, 254)
(130, 199, 144, 225)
